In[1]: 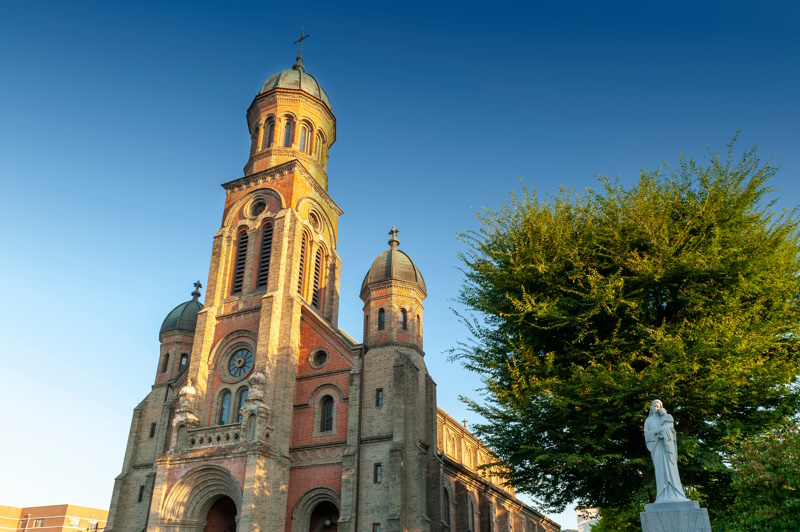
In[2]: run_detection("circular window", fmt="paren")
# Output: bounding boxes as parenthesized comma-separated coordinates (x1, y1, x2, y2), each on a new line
(251, 201, 267, 217)
(308, 211, 321, 232)
(312, 350, 327, 367)
(228, 349, 254, 378)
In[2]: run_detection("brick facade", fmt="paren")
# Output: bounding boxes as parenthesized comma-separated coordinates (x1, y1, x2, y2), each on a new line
(106, 59, 559, 532)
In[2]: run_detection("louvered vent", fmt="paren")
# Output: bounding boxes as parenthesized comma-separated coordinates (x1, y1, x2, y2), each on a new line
(311, 248, 323, 308)
(231, 232, 249, 294)
(297, 235, 307, 296)
(257, 223, 273, 288)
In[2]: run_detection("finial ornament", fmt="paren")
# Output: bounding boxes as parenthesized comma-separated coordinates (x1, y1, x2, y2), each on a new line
(191, 280, 202, 300)
(388, 226, 400, 250)
(644, 400, 688, 503)
(293, 28, 310, 72)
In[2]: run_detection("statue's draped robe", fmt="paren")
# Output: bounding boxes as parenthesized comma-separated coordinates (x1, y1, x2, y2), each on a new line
(644, 413, 687, 502)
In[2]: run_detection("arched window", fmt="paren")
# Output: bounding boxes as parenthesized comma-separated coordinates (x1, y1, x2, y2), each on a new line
(401, 309, 408, 330)
(442, 486, 451, 526)
(179, 353, 189, 372)
(236, 388, 249, 423)
(364, 314, 369, 337)
(315, 132, 324, 160)
(231, 230, 249, 294)
(299, 125, 310, 153)
(297, 232, 308, 297)
(265, 121, 275, 149)
(283, 118, 294, 147)
(256, 222, 273, 288)
(416, 314, 421, 336)
(311, 248, 323, 309)
(488, 502, 495, 532)
(378, 309, 385, 330)
(218, 390, 231, 425)
(161, 353, 169, 373)
(468, 498, 476, 532)
(320, 395, 334, 432)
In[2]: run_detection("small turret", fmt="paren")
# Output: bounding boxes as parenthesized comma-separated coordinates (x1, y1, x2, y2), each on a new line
(156, 282, 202, 382)
(360, 228, 425, 350)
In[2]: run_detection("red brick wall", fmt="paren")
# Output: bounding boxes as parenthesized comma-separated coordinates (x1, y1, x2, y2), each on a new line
(292, 319, 352, 447)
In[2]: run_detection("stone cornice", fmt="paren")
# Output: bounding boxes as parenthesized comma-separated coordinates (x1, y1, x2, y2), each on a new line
(221, 159, 344, 216)
(250, 146, 328, 178)
(364, 340, 425, 358)
(248, 88, 336, 136)
(360, 278, 427, 301)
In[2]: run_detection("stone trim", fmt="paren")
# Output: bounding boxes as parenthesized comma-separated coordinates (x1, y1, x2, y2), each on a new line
(296, 367, 352, 381)
(301, 304, 359, 357)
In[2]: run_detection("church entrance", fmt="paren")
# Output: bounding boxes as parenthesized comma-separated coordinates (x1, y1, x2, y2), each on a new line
(308, 500, 339, 532)
(204, 495, 237, 532)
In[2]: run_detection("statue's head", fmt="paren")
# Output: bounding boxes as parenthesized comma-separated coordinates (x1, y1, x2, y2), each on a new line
(650, 399, 665, 416)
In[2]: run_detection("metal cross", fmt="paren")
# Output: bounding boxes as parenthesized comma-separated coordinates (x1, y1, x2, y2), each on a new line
(294, 28, 310, 55)
(193, 280, 203, 291)
(389, 226, 399, 239)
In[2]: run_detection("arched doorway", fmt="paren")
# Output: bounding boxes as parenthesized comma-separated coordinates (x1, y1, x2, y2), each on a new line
(309, 500, 338, 532)
(291, 486, 341, 532)
(204, 495, 237, 532)
(158, 464, 243, 531)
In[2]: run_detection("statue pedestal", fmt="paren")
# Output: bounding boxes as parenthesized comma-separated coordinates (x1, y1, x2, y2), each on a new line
(640, 500, 711, 532)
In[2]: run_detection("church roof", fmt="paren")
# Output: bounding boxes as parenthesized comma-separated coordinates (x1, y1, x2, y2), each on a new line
(160, 286, 203, 336)
(259, 56, 331, 110)
(361, 229, 426, 296)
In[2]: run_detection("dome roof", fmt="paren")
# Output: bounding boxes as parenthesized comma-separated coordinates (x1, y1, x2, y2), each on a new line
(160, 285, 203, 336)
(361, 228, 426, 295)
(259, 56, 331, 110)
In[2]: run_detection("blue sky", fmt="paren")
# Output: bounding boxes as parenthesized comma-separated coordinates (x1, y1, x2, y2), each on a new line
(0, 0, 798, 528)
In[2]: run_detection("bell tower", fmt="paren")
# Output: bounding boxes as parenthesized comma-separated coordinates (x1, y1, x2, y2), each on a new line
(140, 53, 344, 531)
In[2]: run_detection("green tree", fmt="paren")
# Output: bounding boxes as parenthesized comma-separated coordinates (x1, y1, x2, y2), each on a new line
(452, 139, 800, 526)
(724, 425, 800, 530)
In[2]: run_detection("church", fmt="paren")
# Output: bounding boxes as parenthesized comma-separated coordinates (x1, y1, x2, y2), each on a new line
(106, 49, 560, 532)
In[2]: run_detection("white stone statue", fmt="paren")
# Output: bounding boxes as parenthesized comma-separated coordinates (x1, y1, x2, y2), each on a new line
(644, 399, 687, 503)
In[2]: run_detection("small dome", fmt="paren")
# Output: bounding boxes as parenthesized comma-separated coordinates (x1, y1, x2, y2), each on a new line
(160, 284, 203, 336)
(361, 228, 426, 296)
(259, 57, 331, 110)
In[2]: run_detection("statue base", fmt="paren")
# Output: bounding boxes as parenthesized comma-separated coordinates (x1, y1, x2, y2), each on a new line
(640, 500, 711, 532)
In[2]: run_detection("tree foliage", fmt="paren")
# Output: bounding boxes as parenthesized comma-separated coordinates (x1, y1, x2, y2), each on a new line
(452, 139, 800, 523)
(724, 425, 800, 530)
